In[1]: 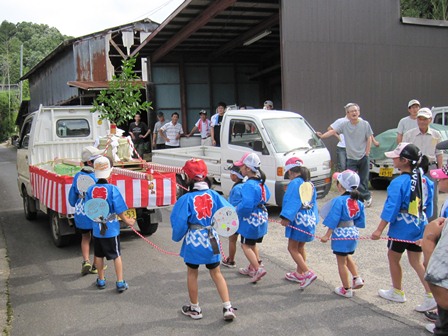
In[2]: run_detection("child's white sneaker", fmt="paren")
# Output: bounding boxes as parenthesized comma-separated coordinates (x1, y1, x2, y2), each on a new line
(415, 294, 437, 312)
(352, 276, 364, 289)
(378, 288, 406, 303)
(334, 286, 353, 298)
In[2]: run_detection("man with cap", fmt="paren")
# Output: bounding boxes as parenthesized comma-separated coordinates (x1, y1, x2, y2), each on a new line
(68, 146, 104, 275)
(152, 111, 167, 150)
(403, 107, 443, 221)
(397, 99, 421, 144)
(187, 110, 212, 146)
(263, 100, 274, 110)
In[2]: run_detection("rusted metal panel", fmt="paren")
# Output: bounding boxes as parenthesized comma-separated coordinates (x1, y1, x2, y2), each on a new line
(73, 36, 107, 82)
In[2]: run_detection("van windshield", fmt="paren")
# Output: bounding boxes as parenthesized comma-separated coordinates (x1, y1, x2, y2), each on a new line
(262, 117, 325, 153)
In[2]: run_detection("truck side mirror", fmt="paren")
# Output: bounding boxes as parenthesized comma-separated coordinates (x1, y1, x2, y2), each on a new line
(21, 134, 30, 149)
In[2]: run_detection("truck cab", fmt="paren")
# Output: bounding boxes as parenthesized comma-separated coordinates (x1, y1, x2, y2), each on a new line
(219, 109, 331, 205)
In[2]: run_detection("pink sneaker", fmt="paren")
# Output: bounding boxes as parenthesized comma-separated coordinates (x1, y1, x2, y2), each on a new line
(238, 265, 255, 277)
(299, 270, 317, 289)
(251, 268, 267, 283)
(352, 276, 364, 289)
(285, 271, 304, 283)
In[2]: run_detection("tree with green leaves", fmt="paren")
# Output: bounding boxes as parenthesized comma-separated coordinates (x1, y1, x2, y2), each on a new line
(91, 55, 152, 127)
(402, 0, 448, 20)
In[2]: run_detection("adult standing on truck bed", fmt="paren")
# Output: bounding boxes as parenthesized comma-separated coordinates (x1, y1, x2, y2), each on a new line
(159, 112, 184, 149)
(211, 102, 227, 147)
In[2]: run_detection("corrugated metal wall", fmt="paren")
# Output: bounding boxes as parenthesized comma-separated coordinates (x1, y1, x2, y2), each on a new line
(73, 36, 108, 81)
(281, 0, 448, 145)
(152, 63, 260, 131)
(29, 49, 78, 112)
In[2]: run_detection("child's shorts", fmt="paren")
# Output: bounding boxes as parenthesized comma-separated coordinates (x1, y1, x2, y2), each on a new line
(241, 236, 263, 246)
(333, 251, 355, 256)
(387, 239, 422, 253)
(94, 236, 121, 260)
(186, 262, 220, 270)
(75, 228, 92, 235)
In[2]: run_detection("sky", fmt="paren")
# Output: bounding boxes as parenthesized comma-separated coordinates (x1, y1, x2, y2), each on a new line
(1, 0, 185, 37)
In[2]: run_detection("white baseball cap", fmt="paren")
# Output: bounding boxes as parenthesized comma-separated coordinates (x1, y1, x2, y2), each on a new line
(332, 170, 360, 191)
(93, 156, 112, 179)
(408, 99, 420, 108)
(81, 146, 103, 162)
(234, 153, 261, 172)
(417, 107, 432, 119)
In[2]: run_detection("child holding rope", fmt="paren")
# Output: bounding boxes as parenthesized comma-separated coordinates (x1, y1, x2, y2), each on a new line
(234, 153, 271, 283)
(85, 156, 136, 293)
(320, 170, 365, 298)
(371, 142, 436, 312)
(68, 146, 102, 275)
(280, 157, 319, 289)
(171, 159, 236, 321)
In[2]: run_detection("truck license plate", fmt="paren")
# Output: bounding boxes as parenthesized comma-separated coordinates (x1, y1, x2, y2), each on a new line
(379, 167, 393, 177)
(124, 208, 136, 219)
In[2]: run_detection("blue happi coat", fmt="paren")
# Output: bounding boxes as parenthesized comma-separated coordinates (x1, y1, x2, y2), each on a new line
(381, 174, 433, 241)
(323, 194, 365, 253)
(171, 187, 231, 265)
(280, 177, 318, 242)
(235, 178, 271, 240)
(68, 169, 97, 230)
(85, 182, 128, 238)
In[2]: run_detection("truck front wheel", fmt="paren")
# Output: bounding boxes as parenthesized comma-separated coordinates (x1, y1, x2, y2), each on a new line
(49, 211, 71, 247)
(136, 209, 159, 235)
(22, 187, 37, 220)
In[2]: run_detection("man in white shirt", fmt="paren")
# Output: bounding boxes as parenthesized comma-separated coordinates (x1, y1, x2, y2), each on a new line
(159, 112, 184, 148)
(403, 107, 442, 221)
(397, 99, 420, 144)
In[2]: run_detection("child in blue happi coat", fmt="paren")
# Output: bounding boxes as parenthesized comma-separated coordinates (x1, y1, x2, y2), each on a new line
(321, 170, 365, 298)
(68, 146, 102, 275)
(371, 143, 436, 312)
(234, 153, 271, 283)
(280, 157, 319, 289)
(171, 159, 236, 321)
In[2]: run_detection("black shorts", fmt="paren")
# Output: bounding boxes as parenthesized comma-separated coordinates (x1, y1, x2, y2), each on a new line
(241, 236, 263, 246)
(75, 228, 92, 235)
(94, 236, 121, 260)
(185, 262, 220, 270)
(333, 251, 355, 256)
(387, 239, 422, 253)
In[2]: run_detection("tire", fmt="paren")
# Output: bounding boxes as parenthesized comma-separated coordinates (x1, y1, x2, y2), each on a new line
(49, 211, 71, 247)
(137, 210, 159, 235)
(22, 187, 37, 220)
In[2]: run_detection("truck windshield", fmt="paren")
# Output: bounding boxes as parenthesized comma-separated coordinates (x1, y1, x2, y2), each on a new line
(263, 117, 325, 153)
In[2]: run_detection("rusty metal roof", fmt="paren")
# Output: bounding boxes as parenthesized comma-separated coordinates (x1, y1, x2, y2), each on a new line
(134, 0, 280, 63)
(67, 80, 146, 90)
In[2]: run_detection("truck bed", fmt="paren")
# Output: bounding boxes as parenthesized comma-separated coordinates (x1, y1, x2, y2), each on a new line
(152, 146, 221, 179)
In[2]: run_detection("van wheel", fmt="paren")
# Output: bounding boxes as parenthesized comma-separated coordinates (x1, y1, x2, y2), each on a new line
(49, 211, 71, 247)
(22, 187, 37, 220)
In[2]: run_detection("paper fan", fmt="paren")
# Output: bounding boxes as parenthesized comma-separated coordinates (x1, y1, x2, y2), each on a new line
(84, 198, 110, 222)
(212, 206, 239, 237)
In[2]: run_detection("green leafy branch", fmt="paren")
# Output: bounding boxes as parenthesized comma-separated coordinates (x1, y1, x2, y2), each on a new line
(91, 55, 152, 125)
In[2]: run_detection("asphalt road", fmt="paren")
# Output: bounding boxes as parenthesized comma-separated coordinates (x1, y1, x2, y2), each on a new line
(0, 144, 433, 336)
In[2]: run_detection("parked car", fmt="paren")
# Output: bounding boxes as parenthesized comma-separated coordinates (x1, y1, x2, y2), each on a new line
(369, 124, 448, 190)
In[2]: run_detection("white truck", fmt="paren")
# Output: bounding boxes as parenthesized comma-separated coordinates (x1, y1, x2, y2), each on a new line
(16, 105, 175, 247)
(152, 109, 332, 206)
